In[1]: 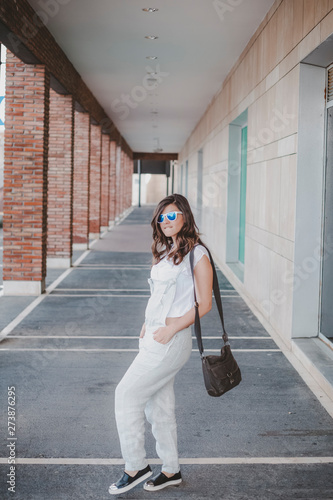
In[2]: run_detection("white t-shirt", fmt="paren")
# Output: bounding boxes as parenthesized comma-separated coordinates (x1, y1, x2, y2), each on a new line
(150, 244, 210, 317)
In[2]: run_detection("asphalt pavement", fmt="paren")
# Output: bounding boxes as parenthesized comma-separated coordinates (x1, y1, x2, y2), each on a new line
(0, 206, 333, 500)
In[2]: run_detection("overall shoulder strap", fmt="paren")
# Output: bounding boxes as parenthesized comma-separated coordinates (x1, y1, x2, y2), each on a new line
(190, 244, 229, 357)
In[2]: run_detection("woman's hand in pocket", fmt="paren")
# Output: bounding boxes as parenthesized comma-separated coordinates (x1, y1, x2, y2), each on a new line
(153, 325, 176, 344)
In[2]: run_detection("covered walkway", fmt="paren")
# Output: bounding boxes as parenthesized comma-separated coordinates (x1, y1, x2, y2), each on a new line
(1, 0, 333, 498)
(0, 208, 333, 499)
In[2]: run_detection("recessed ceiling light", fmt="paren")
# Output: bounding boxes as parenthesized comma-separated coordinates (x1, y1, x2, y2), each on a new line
(145, 35, 158, 40)
(146, 56, 158, 60)
(151, 111, 158, 114)
(142, 8, 159, 12)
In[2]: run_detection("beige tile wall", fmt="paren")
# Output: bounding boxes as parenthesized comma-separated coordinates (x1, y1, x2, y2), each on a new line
(179, 0, 333, 342)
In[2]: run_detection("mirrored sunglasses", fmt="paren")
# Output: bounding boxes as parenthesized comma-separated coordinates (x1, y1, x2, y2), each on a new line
(157, 211, 183, 223)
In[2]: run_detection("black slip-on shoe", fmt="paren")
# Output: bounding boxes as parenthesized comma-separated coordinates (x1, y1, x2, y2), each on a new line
(108, 465, 152, 495)
(143, 471, 182, 491)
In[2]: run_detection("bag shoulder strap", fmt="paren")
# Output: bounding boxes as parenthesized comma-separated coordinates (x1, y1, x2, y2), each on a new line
(189, 244, 229, 357)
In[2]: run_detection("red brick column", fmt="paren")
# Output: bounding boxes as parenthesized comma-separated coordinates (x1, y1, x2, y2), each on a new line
(3, 52, 49, 295)
(47, 89, 74, 268)
(120, 149, 125, 216)
(109, 140, 117, 226)
(130, 158, 133, 206)
(89, 123, 102, 238)
(115, 143, 122, 221)
(128, 155, 132, 209)
(100, 133, 110, 231)
(123, 151, 130, 213)
(124, 154, 128, 211)
(127, 156, 133, 209)
(125, 153, 129, 211)
(73, 111, 90, 248)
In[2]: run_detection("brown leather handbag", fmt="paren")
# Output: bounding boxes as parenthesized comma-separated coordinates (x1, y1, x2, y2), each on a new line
(190, 245, 242, 397)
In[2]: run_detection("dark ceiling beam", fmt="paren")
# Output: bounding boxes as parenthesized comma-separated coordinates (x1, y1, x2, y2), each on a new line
(133, 152, 178, 161)
(0, 0, 132, 158)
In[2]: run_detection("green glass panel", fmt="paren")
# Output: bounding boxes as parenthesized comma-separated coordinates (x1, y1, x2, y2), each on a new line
(239, 126, 247, 264)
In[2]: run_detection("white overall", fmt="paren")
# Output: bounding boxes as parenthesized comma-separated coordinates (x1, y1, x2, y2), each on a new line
(114, 252, 192, 474)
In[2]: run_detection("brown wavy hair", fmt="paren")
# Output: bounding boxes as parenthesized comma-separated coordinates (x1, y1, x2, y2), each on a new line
(151, 193, 206, 266)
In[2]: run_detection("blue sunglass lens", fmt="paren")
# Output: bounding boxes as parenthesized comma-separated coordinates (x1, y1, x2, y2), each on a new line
(158, 211, 177, 223)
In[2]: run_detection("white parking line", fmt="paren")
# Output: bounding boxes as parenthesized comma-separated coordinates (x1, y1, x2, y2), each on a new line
(53, 288, 237, 293)
(6, 335, 272, 340)
(73, 266, 151, 270)
(47, 294, 240, 298)
(0, 457, 331, 465)
(49, 294, 151, 297)
(0, 348, 281, 352)
(78, 264, 151, 267)
(54, 288, 152, 292)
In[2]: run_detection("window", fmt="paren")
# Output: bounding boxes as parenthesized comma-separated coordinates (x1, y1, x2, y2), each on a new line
(226, 110, 248, 282)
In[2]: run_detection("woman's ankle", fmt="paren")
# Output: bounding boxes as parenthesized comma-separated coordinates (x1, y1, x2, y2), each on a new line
(125, 469, 138, 477)
(162, 471, 175, 478)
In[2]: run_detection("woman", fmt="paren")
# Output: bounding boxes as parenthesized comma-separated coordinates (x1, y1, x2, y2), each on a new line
(109, 193, 213, 495)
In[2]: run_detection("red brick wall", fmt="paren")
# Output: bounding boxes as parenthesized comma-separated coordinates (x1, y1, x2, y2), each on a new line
(73, 111, 90, 245)
(115, 144, 121, 220)
(127, 155, 132, 209)
(121, 149, 126, 216)
(125, 154, 129, 211)
(130, 158, 133, 207)
(124, 154, 127, 212)
(117, 149, 122, 218)
(3, 51, 49, 284)
(47, 89, 74, 259)
(89, 124, 102, 235)
(127, 156, 133, 208)
(101, 133, 110, 228)
(109, 140, 117, 223)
